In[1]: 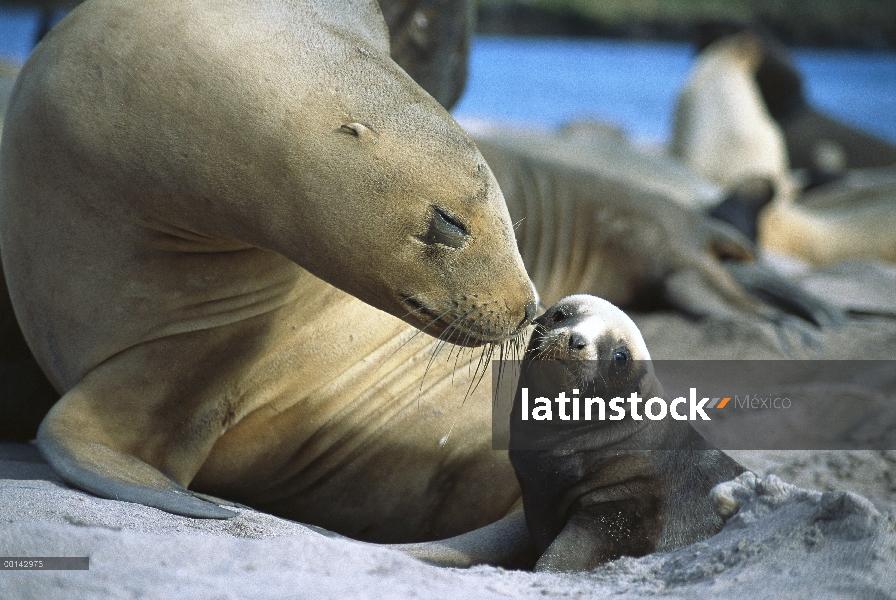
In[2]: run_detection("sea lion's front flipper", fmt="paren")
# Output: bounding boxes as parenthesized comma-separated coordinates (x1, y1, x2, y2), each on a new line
(669, 217, 842, 328)
(36, 384, 236, 519)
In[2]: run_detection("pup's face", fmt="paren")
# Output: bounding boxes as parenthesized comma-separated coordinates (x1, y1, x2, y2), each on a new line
(524, 295, 654, 396)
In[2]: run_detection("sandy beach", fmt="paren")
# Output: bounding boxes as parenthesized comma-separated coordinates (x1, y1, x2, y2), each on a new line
(3, 255, 895, 598)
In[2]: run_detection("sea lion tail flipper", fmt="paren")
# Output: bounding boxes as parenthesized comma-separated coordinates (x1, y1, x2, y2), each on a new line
(391, 508, 536, 569)
(36, 387, 236, 519)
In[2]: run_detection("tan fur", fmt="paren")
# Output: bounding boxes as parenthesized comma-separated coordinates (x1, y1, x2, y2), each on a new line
(671, 32, 896, 266)
(0, 0, 537, 542)
(670, 32, 790, 190)
(472, 130, 764, 317)
(760, 168, 896, 265)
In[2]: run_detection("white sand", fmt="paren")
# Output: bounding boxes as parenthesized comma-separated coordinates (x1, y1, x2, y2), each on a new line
(2, 442, 895, 599)
(3, 256, 896, 599)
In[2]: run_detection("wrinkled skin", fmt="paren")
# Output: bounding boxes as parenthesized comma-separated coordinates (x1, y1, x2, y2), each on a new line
(474, 131, 763, 314)
(1, 0, 537, 535)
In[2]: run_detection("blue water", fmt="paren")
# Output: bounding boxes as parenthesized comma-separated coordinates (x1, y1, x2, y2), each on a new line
(453, 36, 896, 144)
(3, 9, 895, 144)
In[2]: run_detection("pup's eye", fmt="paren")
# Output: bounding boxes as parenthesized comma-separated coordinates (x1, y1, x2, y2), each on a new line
(416, 208, 470, 248)
(613, 349, 630, 364)
(551, 308, 569, 323)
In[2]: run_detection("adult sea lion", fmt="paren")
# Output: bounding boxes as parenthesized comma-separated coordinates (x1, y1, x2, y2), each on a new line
(1, 0, 538, 540)
(472, 129, 844, 328)
(509, 295, 745, 572)
(670, 32, 790, 192)
(671, 32, 895, 267)
(759, 167, 896, 265)
(696, 21, 896, 175)
(0, 0, 476, 444)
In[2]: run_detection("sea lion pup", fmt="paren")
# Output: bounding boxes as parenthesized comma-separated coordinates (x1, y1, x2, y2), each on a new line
(1, 0, 537, 535)
(390, 295, 743, 570)
(509, 295, 745, 572)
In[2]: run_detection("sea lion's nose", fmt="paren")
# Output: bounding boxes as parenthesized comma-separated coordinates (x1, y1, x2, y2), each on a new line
(524, 300, 537, 324)
(568, 332, 588, 352)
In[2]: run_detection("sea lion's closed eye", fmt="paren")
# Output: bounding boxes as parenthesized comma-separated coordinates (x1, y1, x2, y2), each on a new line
(416, 208, 470, 248)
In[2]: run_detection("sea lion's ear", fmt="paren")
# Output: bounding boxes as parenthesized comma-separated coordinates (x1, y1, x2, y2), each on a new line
(534, 512, 613, 573)
(339, 122, 378, 142)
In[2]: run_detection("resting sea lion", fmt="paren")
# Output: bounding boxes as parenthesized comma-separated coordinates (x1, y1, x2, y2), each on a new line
(696, 21, 896, 175)
(671, 31, 895, 267)
(471, 129, 843, 327)
(760, 167, 896, 265)
(509, 295, 745, 572)
(670, 32, 790, 192)
(0, 0, 475, 443)
(1, 0, 539, 540)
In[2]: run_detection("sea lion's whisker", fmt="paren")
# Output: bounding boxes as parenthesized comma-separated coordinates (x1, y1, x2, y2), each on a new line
(442, 307, 476, 359)
(465, 318, 496, 399)
(421, 308, 474, 392)
(381, 305, 455, 368)
(449, 311, 479, 384)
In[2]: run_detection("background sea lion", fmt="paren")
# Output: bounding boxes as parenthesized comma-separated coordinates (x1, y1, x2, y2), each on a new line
(509, 295, 745, 572)
(670, 32, 790, 193)
(472, 128, 843, 329)
(671, 30, 896, 267)
(759, 167, 896, 265)
(378, 0, 474, 111)
(696, 21, 896, 179)
(1, 0, 537, 537)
